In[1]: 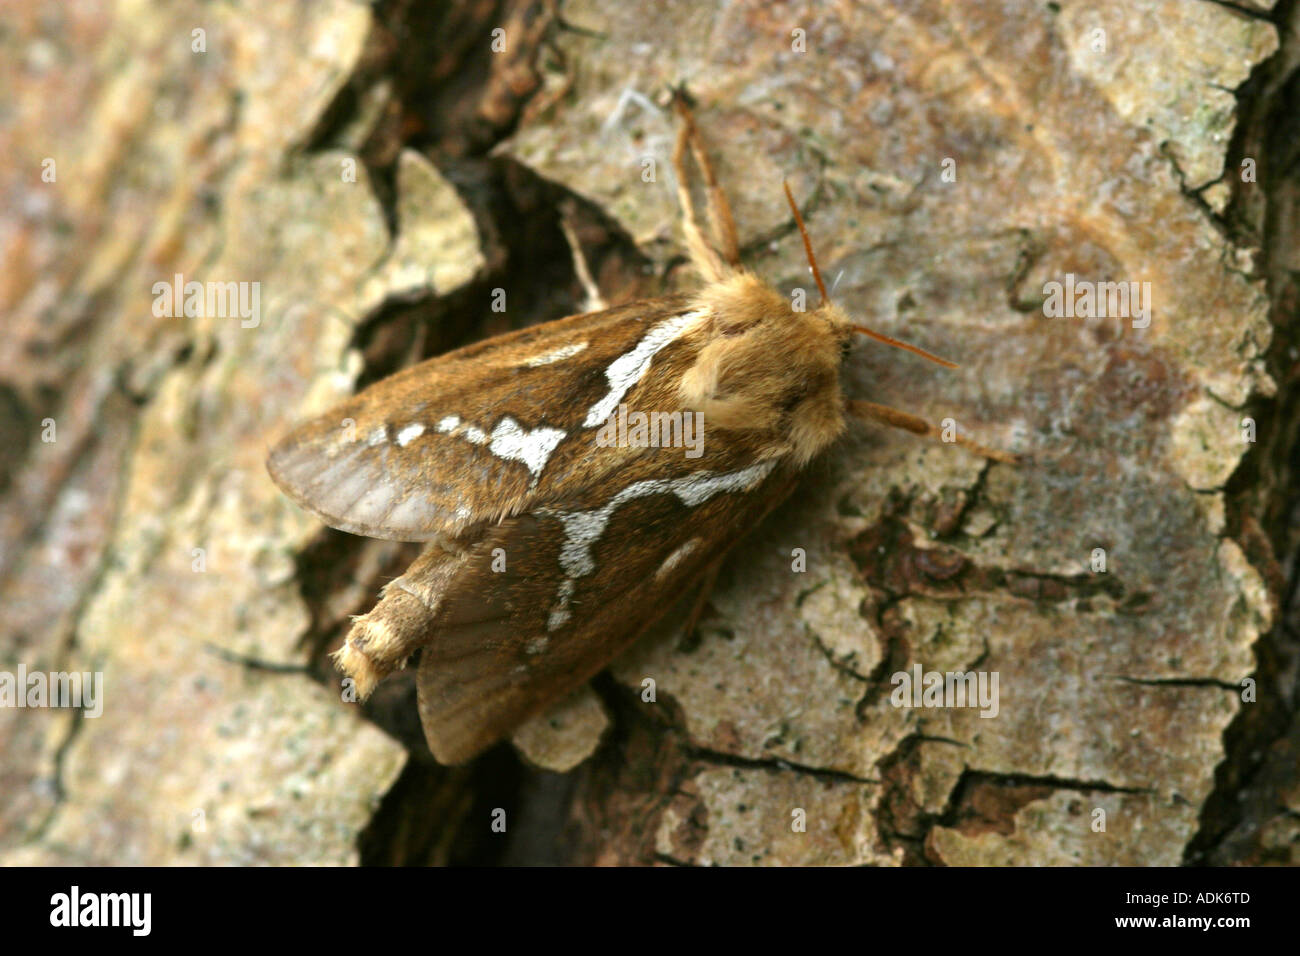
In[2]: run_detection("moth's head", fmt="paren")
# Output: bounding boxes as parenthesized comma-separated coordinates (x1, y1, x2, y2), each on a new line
(681, 273, 848, 464)
(676, 185, 956, 465)
(810, 301, 857, 354)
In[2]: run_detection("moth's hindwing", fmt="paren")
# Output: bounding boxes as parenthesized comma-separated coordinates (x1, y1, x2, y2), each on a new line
(414, 462, 800, 764)
(267, 293, 698, 542)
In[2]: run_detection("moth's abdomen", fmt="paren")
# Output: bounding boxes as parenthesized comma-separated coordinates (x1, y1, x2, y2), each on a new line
(334, 543, 473, 697)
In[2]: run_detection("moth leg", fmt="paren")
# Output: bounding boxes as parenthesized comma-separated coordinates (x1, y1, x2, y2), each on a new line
(670, 88, 739, 282)
(558, 198, 607, 313)
(676, 94, 741, 268)
(847, 399, 1019, 464)
(333, 542, 470, 698)
(681, 559, 723, 640)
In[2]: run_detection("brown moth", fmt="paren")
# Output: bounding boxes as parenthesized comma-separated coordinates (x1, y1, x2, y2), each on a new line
(267, 91, 1012, 765)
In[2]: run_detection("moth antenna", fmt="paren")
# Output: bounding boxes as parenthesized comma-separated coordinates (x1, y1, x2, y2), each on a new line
(851, 324, 958, 369)
(783, 180, 829, 305)
(783, 181, 956, 369)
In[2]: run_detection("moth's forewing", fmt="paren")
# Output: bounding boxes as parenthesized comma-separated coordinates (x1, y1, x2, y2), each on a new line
(266, 294, 695, 542)
(415, 464, 800, 764)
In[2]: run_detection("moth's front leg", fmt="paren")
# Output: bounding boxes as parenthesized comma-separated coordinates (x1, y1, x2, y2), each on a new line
(333, 541, 469, 698)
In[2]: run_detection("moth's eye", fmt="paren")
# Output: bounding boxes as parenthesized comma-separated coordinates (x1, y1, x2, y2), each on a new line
(839, 339, 852, 361)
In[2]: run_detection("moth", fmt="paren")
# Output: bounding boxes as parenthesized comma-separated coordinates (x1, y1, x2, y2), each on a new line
(267, 92, 1013, 765)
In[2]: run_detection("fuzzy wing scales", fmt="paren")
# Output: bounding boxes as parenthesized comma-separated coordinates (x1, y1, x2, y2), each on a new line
(267, 295, 700, 541)
(414, 460, 799, 763)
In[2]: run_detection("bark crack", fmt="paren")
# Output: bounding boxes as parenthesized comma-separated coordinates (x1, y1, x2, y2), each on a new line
(685, 743, 878, 787)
